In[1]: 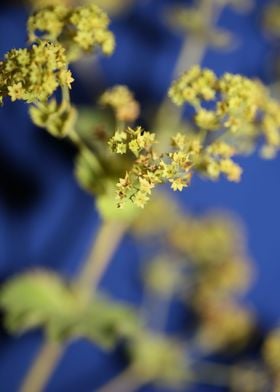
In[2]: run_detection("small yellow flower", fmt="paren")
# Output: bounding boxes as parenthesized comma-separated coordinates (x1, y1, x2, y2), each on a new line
(170, 178, 187, 191)
(8, 83, 24, 101)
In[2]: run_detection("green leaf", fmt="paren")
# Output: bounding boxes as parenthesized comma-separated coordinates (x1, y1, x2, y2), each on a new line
(0, 271, 139, 348)
(0, 271, 82, 338)
(70, 297, 139, 349)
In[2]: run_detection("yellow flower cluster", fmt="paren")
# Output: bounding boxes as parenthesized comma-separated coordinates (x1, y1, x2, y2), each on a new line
(198, 140, 243, 181)
(28, 4, 115, 60)
(169, 66, 280, 157)
(109, 127, 200, 208)
(99, 85, 140, 123)
(169, 66, 217, 107)
(109, 124, 242, 208)
(0, 41, 73, 105)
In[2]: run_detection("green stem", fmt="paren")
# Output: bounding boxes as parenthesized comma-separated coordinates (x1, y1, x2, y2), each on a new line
(20, 4, 225, 392)
(20, 342, 64, 392)
(96, 367, 141, 392)
(76, 220, 128, 290)
(20, 220, 128, 392)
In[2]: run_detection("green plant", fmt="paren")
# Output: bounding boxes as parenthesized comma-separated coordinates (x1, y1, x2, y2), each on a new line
(1, 1, 280, 392)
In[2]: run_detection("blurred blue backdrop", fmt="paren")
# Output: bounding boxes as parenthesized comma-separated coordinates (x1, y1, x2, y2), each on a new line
(0, 0, 279, 391)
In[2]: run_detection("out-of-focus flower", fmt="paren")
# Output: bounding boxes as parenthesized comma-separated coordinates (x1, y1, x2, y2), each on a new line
(129, 332, 189, 385)
(28, 4, 115, 61)
(99, 85, 140, 123)
(195, 299, 255, 352)
(144, 256, 182, 297)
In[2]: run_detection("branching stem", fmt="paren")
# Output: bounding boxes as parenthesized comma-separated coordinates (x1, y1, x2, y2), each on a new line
(20, 3, 224, 392)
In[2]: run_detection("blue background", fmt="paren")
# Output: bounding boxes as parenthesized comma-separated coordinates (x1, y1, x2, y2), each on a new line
(0, 0, 279, 391)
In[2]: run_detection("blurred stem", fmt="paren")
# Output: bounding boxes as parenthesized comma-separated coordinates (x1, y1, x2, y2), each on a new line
(192, 360, 232, 387)
(20, 342, 64, 392)
(154, 0, 223, 140)
(98, 360, 267, 392)
(174, 0, 222, 77)
(191, 360, 268, 391)
(97, 361, 230, 392)
(76, 220, 128, 290)
(20, 220, 128, 392)
(96, 367, 140, 392)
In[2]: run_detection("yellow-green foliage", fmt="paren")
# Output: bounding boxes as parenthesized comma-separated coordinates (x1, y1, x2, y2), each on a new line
(0, 271, 138, 346)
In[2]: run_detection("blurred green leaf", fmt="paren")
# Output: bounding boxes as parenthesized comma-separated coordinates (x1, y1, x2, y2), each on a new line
(0, 271, 139, 348)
